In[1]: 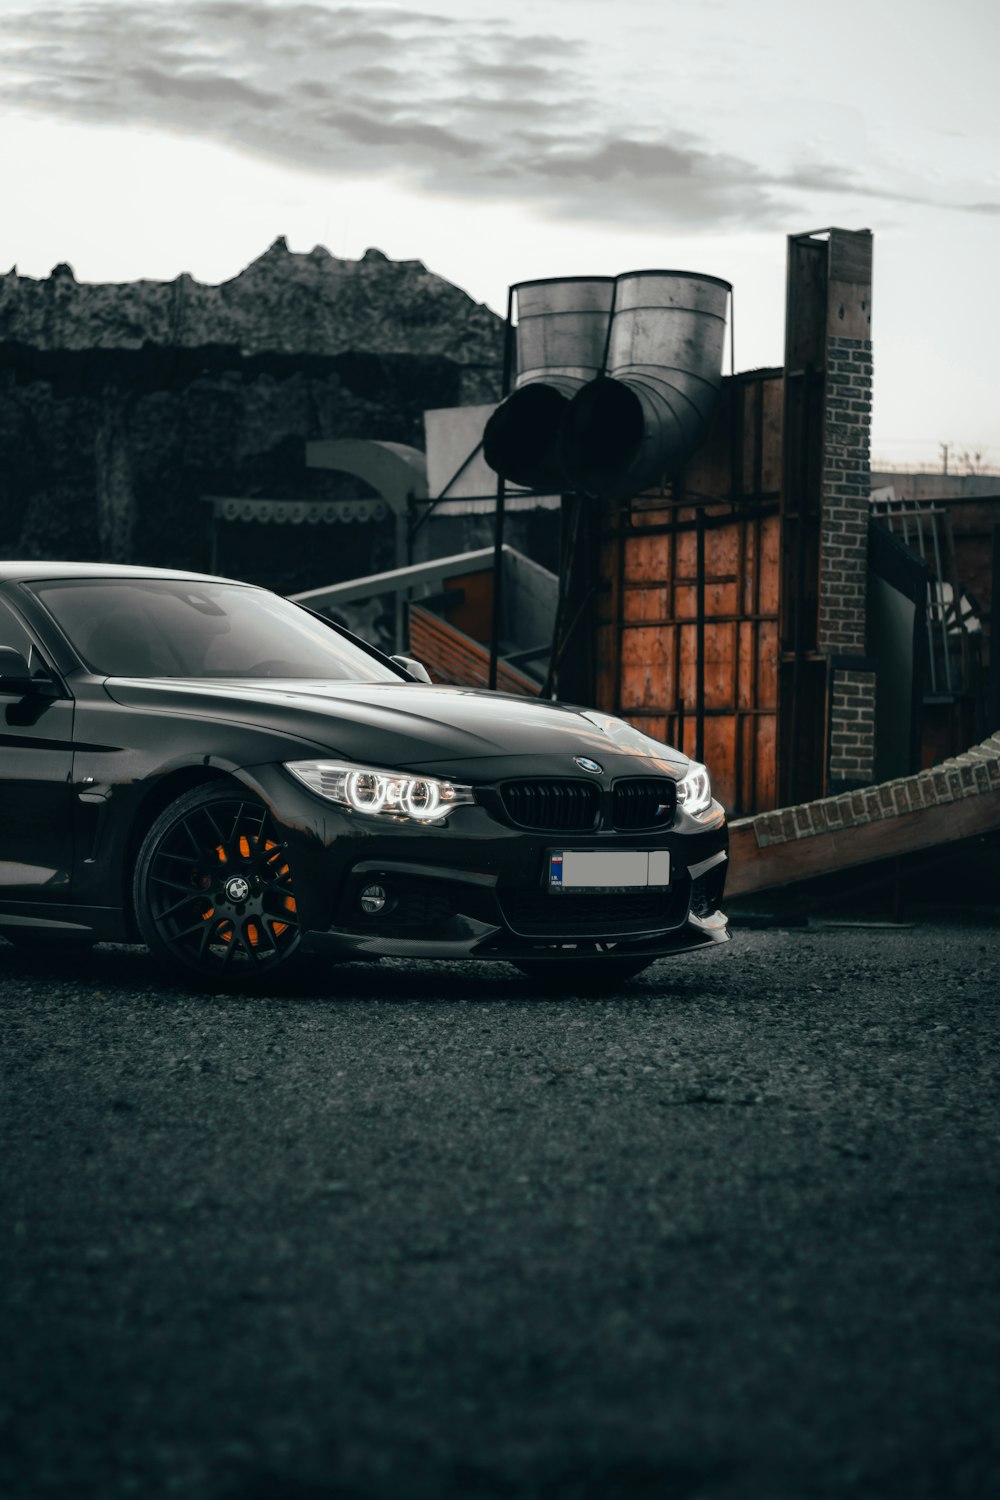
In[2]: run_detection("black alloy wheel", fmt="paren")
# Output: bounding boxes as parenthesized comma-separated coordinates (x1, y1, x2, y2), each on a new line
(134, 784, 301, 985)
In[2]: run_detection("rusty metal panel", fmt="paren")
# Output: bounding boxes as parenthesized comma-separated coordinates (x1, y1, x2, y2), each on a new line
(595, 370, 783, 816)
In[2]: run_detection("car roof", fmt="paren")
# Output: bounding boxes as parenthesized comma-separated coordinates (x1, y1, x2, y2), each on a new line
(0, 561, 252, 586)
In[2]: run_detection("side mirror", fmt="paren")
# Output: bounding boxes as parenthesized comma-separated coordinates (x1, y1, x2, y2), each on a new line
(390, 653, 433, 684)
(0, 646, 33, 694)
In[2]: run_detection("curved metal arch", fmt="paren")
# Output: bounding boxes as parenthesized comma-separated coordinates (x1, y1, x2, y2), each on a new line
(304, 439, 428, 515)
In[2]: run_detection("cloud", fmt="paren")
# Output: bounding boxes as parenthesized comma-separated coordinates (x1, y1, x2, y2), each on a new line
(462, 61, 570, 88)
(2, 0, 993, 229)
(126, 65, 278, 109)
(320, 107, 481, 160)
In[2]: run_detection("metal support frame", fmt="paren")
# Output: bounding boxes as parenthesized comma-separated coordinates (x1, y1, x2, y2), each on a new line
(779, 231, 829, 807)
(870, 496, 974, 699)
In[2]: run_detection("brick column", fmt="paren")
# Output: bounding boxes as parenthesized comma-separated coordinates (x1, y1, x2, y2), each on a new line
(828, 660, 877, 787)
(780, 228, 875, 802)
(820, 340, 872, 655)
(820, 234, 874, 789)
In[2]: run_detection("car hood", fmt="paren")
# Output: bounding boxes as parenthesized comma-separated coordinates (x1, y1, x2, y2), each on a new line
(103, 678, 689, 779)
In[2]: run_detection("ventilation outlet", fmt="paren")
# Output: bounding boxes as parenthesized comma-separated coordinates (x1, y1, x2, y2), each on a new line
(483, 277, 616, 492)
(563, 271, 731, 501)
(485, 270, 731, 502)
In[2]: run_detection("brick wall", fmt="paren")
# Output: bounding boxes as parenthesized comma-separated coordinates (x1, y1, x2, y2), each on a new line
(829, 665, 877, 784)
(738, 730, 1000, 850)
(819, 233, 875, 788)
(780, 229, 875, 805)
(820, 337, 872, 656)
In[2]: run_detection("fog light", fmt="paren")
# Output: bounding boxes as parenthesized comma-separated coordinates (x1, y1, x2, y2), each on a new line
(359, 883, 387, 915)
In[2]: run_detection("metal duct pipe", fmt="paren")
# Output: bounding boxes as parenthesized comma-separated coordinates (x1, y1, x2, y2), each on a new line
(483, 276, 616, 492)
(562, 271, 732, 502)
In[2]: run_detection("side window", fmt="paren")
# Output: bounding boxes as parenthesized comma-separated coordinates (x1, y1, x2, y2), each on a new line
(0, 599, 51, 677)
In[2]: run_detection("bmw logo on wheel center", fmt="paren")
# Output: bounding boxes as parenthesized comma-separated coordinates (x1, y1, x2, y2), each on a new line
(574, 757, 604, 774)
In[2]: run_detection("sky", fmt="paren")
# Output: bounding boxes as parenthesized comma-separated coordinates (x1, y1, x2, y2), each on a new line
(0, 0, 997, 469)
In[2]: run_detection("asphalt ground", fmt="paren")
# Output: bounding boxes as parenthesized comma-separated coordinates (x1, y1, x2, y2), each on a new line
(1, 920, 998, 1500)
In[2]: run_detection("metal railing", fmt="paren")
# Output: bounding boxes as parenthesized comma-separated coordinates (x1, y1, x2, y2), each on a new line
(869, 496, 971, 695)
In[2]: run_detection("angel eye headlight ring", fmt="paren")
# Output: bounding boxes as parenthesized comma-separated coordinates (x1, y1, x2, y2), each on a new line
(676, 761, 714, 820)
(345, 769, 387, 814)
(285, 760, 474, 824)
(402, 779, 441, 820)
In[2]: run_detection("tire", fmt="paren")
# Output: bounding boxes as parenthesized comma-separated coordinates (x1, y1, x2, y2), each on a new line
(510, 956, 657, 991)
(133, 784, 302, 988)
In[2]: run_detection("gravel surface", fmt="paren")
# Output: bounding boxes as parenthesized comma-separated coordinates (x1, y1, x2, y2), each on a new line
(1, 921, 998, 1500)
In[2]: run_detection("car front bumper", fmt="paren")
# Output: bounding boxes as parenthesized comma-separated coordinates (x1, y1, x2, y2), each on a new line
(241, 764, 731, 963)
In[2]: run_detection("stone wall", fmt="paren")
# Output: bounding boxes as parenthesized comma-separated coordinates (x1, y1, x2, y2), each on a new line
(0, 243, 504, 594)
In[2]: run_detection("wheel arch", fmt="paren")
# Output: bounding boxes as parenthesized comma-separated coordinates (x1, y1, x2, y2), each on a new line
(121, 766, 244, 935)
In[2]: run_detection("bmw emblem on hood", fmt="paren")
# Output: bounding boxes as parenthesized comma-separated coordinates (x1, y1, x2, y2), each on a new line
(575, 757, 603, 774)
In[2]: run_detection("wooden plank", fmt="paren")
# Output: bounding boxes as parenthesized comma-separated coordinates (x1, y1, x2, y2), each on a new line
(619, 626, 670, 710)
(447, 569, 493, 642)
(759, 514, 781, 615)
(684, 378, 735, 498)
(761, 378, 784, 496)
(703, 715, 738, 811)
(737, 620, 756, 709)
(408, 605, 540, 696)
(704, 524, 739, 617)
(755, 713, 778, 811)
(740, 379, 758, 496)
(623, 584, 669, 623)
(727, 789, 1000, 898)
(625, 526, 670, 585)
(703, 620, 736, 709)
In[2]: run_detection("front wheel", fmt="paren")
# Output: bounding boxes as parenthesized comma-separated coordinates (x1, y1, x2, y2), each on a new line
(511, 956, 658, 991)
(133, 784, 302, 988)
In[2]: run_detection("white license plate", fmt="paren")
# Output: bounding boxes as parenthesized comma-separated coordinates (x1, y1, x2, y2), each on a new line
(548, 849, 671, 891)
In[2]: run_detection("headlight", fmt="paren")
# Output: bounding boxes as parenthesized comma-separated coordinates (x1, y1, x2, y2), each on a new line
(676, 761, 714, 819)
(284, 760, 475, 823)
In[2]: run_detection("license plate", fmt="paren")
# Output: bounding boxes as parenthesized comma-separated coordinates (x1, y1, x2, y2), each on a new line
(548, 849, 671, 892)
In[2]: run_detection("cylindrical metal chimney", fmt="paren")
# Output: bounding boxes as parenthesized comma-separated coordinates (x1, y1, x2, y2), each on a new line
(483, 276, 616, 491)
(562, 270, 731, 501)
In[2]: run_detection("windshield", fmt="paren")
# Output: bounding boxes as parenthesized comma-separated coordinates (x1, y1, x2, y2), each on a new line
(28, 578, 402, 683)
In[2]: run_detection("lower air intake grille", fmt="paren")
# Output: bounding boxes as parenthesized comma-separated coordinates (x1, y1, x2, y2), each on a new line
(381, 890, 456, 929)
(499, 779, 599, 832)
(612, 778, 677, 831)
(499, 889, 676, 938)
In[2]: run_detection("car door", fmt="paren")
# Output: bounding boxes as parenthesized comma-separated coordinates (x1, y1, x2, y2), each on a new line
(0, 596, 75, 902)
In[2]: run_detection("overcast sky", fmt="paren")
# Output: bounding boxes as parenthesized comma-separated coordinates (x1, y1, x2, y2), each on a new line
(1, 0, 997, 467)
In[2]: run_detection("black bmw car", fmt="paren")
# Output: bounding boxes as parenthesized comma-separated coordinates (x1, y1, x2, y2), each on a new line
(0, 563, 729, 988)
